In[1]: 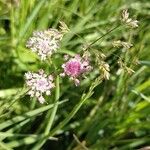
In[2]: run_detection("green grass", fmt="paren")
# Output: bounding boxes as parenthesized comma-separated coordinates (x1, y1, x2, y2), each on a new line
(0, 0, 150, 149)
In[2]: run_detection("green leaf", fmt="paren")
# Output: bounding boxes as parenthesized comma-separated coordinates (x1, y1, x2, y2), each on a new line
(0, 100, 67, 131)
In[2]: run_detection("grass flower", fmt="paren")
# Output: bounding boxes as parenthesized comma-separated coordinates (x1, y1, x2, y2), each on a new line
(99, 61, 110, 80)
(25, 69, 55, 103)
(60, 54, 92, 86)
(59, 21, 70, 34)
(118, 59, 135, 75)
(26, 29, 63, 60)
(121, 9, 138, 28)
(112, 40, 133, 49)
(94, 50, 110, 80)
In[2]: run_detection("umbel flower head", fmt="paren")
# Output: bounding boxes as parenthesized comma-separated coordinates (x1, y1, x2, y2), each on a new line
(60, 54, 92, 86)
(26, 29, 63, 60)
(25, 69, 55, 104)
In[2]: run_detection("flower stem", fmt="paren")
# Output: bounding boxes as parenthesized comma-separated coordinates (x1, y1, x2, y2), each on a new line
(48, 77, 102, 137)
(32, 75, 60, 150)
(44, 75, 60, 135)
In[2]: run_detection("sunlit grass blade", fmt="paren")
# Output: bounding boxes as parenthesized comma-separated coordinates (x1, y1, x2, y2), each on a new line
(0, 99, 67, 130)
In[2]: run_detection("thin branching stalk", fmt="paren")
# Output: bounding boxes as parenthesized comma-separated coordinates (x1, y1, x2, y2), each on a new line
(32, 75, 60, 150)
(85, 24, 121, 51)
(44, 75, 60, 135)
(48, 77, 102, 137)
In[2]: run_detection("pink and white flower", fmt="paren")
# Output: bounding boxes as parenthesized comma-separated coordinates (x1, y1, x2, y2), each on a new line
(26, 29, 63, 60)
(25, 69, 55, 103)
(60, 54, 92, 86)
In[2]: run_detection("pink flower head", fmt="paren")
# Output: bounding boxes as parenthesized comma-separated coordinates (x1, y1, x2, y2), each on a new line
(60, 54, 92, 86)
(25, 69, 55, 104)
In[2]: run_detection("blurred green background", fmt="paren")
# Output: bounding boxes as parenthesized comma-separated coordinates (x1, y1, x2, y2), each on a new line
(0, 0, 150, 149)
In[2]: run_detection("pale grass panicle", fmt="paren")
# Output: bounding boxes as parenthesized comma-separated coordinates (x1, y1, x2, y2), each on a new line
(99, 61, 110, 80)
(94, 50, 110, 80)
(112, 40, 133, 49)
(25, 69, 55, 104)
(59, 21, 70, 34)
(117, 59, 135, 75)
(121, 9, 138, 28)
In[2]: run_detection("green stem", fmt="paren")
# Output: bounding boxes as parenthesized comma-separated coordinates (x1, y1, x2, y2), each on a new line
(0, 88, 28, 117)
(32, 75, 60, 150)
(48, 77, 102, 137)
(44, 75, 60, 135)
(49, 95, 88, 136)
(85, 24, 121, 51)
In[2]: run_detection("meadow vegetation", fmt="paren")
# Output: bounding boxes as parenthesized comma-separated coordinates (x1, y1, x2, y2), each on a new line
(0, 0, 150, 149)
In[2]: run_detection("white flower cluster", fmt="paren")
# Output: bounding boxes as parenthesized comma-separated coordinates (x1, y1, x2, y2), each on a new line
(25, 69, 55, 104)
(26, 29, 63, 60)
